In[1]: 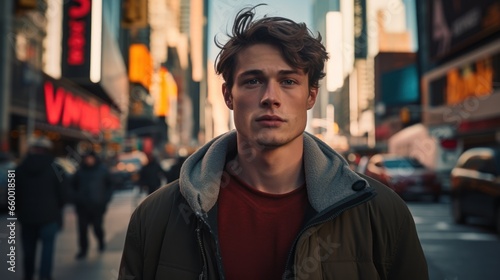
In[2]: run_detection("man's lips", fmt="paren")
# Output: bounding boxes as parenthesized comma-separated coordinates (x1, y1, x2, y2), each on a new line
(255, 115, 285, 122)
(255, 115, 285, 126)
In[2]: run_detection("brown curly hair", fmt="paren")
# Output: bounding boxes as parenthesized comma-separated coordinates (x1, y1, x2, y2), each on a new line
(215, 4, 329, 90)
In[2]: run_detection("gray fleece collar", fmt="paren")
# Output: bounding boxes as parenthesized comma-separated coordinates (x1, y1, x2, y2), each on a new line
(179, 130, 371, 215)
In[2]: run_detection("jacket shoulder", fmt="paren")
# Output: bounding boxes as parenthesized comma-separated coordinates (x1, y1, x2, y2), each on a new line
(124, 181, 184, 261)
(121, 181, 197, 272)
(357, 173, 428, 278)
(134, 180, 183, 219)
(130, 180, 197, 238)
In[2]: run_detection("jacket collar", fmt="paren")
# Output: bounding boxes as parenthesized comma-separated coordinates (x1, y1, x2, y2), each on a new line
(179, 130, 373, 216)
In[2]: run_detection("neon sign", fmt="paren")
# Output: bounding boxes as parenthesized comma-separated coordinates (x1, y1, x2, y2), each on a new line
(44, 81, 120, 135)
(67, 0, 91, 65)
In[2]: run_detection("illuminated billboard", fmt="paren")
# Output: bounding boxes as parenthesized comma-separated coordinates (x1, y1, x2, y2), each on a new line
(61, 0, 102, 83)
(428, 0, 500, 60)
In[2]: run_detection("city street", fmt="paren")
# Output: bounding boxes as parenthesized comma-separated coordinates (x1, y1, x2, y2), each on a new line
(408, 197, 500, 280)
(0, 0, 499, 279)
(1, 190, 500, 280)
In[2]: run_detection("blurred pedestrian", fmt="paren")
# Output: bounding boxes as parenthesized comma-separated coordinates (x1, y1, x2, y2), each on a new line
(72, 151, 113, 260)
(16, 136, 66, 280)
(164, 155, 187, 182)
(139, 153, 168, 194)
(120, 4, 428, 279)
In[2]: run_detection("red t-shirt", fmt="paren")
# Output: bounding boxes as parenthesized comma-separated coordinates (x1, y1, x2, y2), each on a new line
(218, 170, 309, 279)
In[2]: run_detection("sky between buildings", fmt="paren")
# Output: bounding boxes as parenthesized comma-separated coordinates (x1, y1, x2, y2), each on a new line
(207, 0, 313, 61)
(207, 0, 418, 61)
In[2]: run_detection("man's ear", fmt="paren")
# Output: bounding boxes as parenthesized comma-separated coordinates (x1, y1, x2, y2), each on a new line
(222, 83, 233, 110)
(307, 87, 318, 109)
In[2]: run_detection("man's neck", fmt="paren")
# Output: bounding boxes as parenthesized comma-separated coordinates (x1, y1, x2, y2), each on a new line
(232, 140, 305, 194)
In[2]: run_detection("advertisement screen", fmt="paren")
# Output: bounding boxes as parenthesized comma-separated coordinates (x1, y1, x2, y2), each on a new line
(428, 0, 500, 60)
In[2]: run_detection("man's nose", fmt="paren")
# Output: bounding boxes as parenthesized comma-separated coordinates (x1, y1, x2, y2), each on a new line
(260, 81, 281, 108)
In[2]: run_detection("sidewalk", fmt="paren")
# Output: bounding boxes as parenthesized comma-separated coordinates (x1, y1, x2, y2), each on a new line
(0, 188, 145, 280)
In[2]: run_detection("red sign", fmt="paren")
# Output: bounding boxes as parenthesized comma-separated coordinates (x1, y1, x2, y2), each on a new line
(62, 0, 93, 79)
(67, 0, 91, 65)
(44, 81, 120, 135)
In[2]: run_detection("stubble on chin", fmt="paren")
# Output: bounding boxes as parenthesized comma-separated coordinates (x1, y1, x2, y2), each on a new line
(254, 129, 301, 149)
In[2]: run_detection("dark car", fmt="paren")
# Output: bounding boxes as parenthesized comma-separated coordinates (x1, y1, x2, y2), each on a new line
(362, 154, 441, 201)
(450, 147, 500, 234)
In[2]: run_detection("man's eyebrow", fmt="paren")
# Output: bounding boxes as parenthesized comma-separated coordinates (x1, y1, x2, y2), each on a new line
(237, 69, 301, 78)
(278, 69, 300, 75)
(237, 69, 263, 78)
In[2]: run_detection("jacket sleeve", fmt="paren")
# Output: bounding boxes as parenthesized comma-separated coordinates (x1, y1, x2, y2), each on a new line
(387, 206, 429, 280)
(119, 209, 144, 280)
(359, 174, 429, 280)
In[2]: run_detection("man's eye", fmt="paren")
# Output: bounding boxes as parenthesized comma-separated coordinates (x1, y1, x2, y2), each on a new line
(246, 79, 260, 85)
(282, 79, 296, 85)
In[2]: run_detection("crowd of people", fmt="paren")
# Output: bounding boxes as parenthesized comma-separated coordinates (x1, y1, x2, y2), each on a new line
(14, 136, 179, 280)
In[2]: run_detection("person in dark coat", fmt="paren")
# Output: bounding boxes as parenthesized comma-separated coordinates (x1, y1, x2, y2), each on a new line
(16, 136, 66, 280)
(72, 151, 113, 260)
(139, 153, 168, 194)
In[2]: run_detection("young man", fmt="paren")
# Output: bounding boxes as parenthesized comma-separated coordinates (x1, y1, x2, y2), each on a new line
(119, 5, 428, 280)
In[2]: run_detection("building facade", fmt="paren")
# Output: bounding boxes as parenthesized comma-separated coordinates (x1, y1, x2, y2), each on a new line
(418, 0, 500, 150)
(1, 0, 128, 159)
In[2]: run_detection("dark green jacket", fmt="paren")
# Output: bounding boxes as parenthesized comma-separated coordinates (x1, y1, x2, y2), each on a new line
(119, 131, 428, 280)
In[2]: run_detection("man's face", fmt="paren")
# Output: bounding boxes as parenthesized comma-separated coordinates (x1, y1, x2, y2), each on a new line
(223, 43, 318, 149)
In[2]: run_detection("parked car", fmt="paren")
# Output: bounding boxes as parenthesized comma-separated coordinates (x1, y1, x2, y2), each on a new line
(110, 151, 147, 190)
(0, 153, 16, 210)
(388, 123, 462, 193)
(362, 154, 441, 201)
(450, 147, 500, 234)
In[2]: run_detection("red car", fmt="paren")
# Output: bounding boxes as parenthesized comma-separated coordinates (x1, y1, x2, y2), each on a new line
(362, 154, 441, 202)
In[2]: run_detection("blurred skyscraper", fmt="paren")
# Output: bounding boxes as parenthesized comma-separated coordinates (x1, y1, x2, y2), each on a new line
(310, 0, 418, 152)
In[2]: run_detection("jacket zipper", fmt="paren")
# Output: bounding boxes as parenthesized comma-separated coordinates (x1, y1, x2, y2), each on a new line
(282, 191, 375, 280)
(196, 216, 226, 280)
(196, 219, 208, 280)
